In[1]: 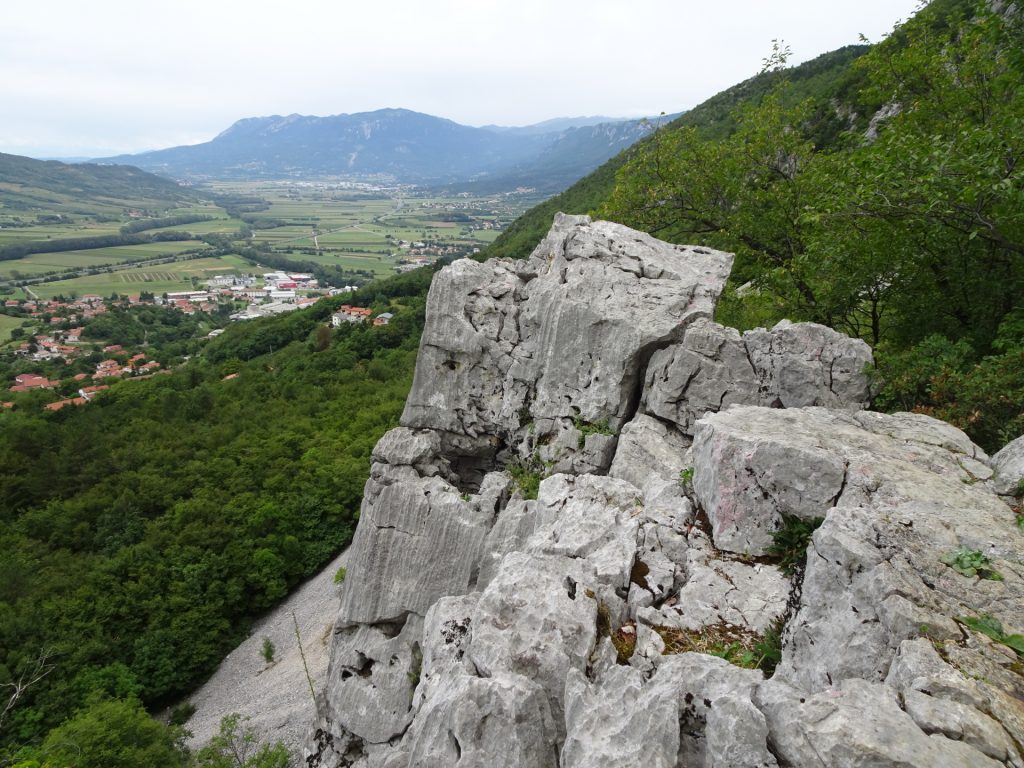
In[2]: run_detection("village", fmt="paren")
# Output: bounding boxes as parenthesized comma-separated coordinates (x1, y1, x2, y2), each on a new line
(1, 269, 397, 412)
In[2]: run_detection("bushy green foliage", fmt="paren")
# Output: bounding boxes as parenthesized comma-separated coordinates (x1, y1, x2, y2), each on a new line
(0, 294, 423, 748)
(38, 697, 188, 768)
(193, 713, 292, 768)
(507, 455, 544, 500)
(573, 416, 614, 448)
(766, 514, 825, 576)
(873, 335, 1024, 453)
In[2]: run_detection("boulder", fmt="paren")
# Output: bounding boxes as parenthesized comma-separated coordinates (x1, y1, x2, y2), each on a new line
(526, 474, 642, 589)
(643, 319, 872, 435)
(755, 678, 1004, 768)
(689, 407, 1023, 711)
(990, 433, 1024, 496)
(638, 529, 789, 635)
(561, 654, 775, 768)
(320, 616, 423, 747)
(468, 552, 599, 741)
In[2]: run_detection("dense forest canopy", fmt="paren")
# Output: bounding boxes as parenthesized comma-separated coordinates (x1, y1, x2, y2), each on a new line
(0, 267, 435, 760)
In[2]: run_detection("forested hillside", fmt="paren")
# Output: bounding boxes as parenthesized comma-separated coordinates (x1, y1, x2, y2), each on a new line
(0, 267, 434, 761)
(491, 0, 1024, 452)
(483, 43, 870, 261)
(0, 153, 193, 215)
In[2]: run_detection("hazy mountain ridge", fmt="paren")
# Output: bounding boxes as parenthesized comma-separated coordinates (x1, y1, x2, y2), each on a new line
(0, 152, 194, 213)
(98, 109, 662, 188)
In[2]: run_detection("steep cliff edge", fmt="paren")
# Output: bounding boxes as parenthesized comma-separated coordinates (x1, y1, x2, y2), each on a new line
(309, 214, 1024, 767)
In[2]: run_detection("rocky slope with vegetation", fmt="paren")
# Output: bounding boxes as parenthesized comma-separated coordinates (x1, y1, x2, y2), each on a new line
(310, 214, 1024, 767)
(487, 0, 1024, 456)
(3, 0, 1022, 764)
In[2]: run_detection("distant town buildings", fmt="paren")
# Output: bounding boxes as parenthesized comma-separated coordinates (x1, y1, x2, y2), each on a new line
(331, 306, 373, 326)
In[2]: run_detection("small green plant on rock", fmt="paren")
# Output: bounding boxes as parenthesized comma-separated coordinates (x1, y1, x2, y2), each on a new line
(508, 454, 544, 500)
(678, 467, 694, 492)
(940, 548, 1003, 580)
(751, 617, 785, 675)
(333, 566, 347, 584)
(654, 623, 775, 671)
(261, 637, 275, 664)
(959, 615, 1024, 657)
(573, 416, 615, 448)
(766, 514, 824, 576)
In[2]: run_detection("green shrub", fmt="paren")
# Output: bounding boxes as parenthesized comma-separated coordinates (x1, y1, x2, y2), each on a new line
(767, 514, 824, 576)
(261, 637, 275, 664)
(169, 701, 195, 727)
(508, 455, 544, 500)
(573, 416, 615, 448)
(873, 337, 1024, 453)
(333, 566, 347, 584)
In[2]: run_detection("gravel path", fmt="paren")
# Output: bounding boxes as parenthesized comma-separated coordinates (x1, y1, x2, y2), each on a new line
(182, 548, 347, 759)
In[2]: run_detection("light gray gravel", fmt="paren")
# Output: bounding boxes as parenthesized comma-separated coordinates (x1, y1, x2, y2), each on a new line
(180, 548, 347, 759)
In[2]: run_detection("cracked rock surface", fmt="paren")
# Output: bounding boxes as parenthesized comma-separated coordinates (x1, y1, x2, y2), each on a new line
(307, 215, 1024, 768)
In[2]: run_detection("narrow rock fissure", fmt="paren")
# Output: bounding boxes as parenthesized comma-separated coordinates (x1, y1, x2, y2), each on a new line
(830, 462, 850, 508)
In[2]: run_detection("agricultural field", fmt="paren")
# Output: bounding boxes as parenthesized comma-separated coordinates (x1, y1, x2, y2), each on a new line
(0, 313, 26, 342)
(0, 221, 124, 246)
(1, 180, 545, 300)
(210, 182, 541, 268)
(29, 254, 252, 299)
(0, 240, 207, 280)
(275, 249, 395, 278)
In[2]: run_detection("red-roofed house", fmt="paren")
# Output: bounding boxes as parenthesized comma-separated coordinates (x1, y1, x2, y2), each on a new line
(45, 397, 87, 411)
(78, 385, 109, 401)
(9, 374, 57, 392)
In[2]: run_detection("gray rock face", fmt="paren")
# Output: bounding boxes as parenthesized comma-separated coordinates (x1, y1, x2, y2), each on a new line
(561, 654, 775, 768)
(756, 678, 1006, 768)
(335, 455, 499, 627)
(643, 318, 872, 435)
(401, 213, 734, 475)
(638, 529, 790, 635)
(310, 215, 1024, 768)
(991, 433, 1024, 495)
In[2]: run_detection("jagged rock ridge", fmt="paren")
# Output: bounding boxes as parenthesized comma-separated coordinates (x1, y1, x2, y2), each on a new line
(309, 214, 1024, 767)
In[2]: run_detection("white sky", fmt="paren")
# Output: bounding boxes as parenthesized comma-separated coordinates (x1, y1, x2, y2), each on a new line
(1, 0, 923, 158)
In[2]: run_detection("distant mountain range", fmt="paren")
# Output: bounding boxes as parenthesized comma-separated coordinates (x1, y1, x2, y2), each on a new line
(99, 110, 678, 190)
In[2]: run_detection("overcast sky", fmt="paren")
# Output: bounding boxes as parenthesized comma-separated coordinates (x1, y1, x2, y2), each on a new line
(2, 0, 923, 159)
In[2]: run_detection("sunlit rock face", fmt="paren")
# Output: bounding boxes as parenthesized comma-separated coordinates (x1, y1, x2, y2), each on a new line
(308, 214, 1023, 768)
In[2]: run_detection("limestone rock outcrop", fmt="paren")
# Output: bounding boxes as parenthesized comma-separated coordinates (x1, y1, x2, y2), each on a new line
(308, 215, 1024, 768)
(643, 317, 873, 435)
